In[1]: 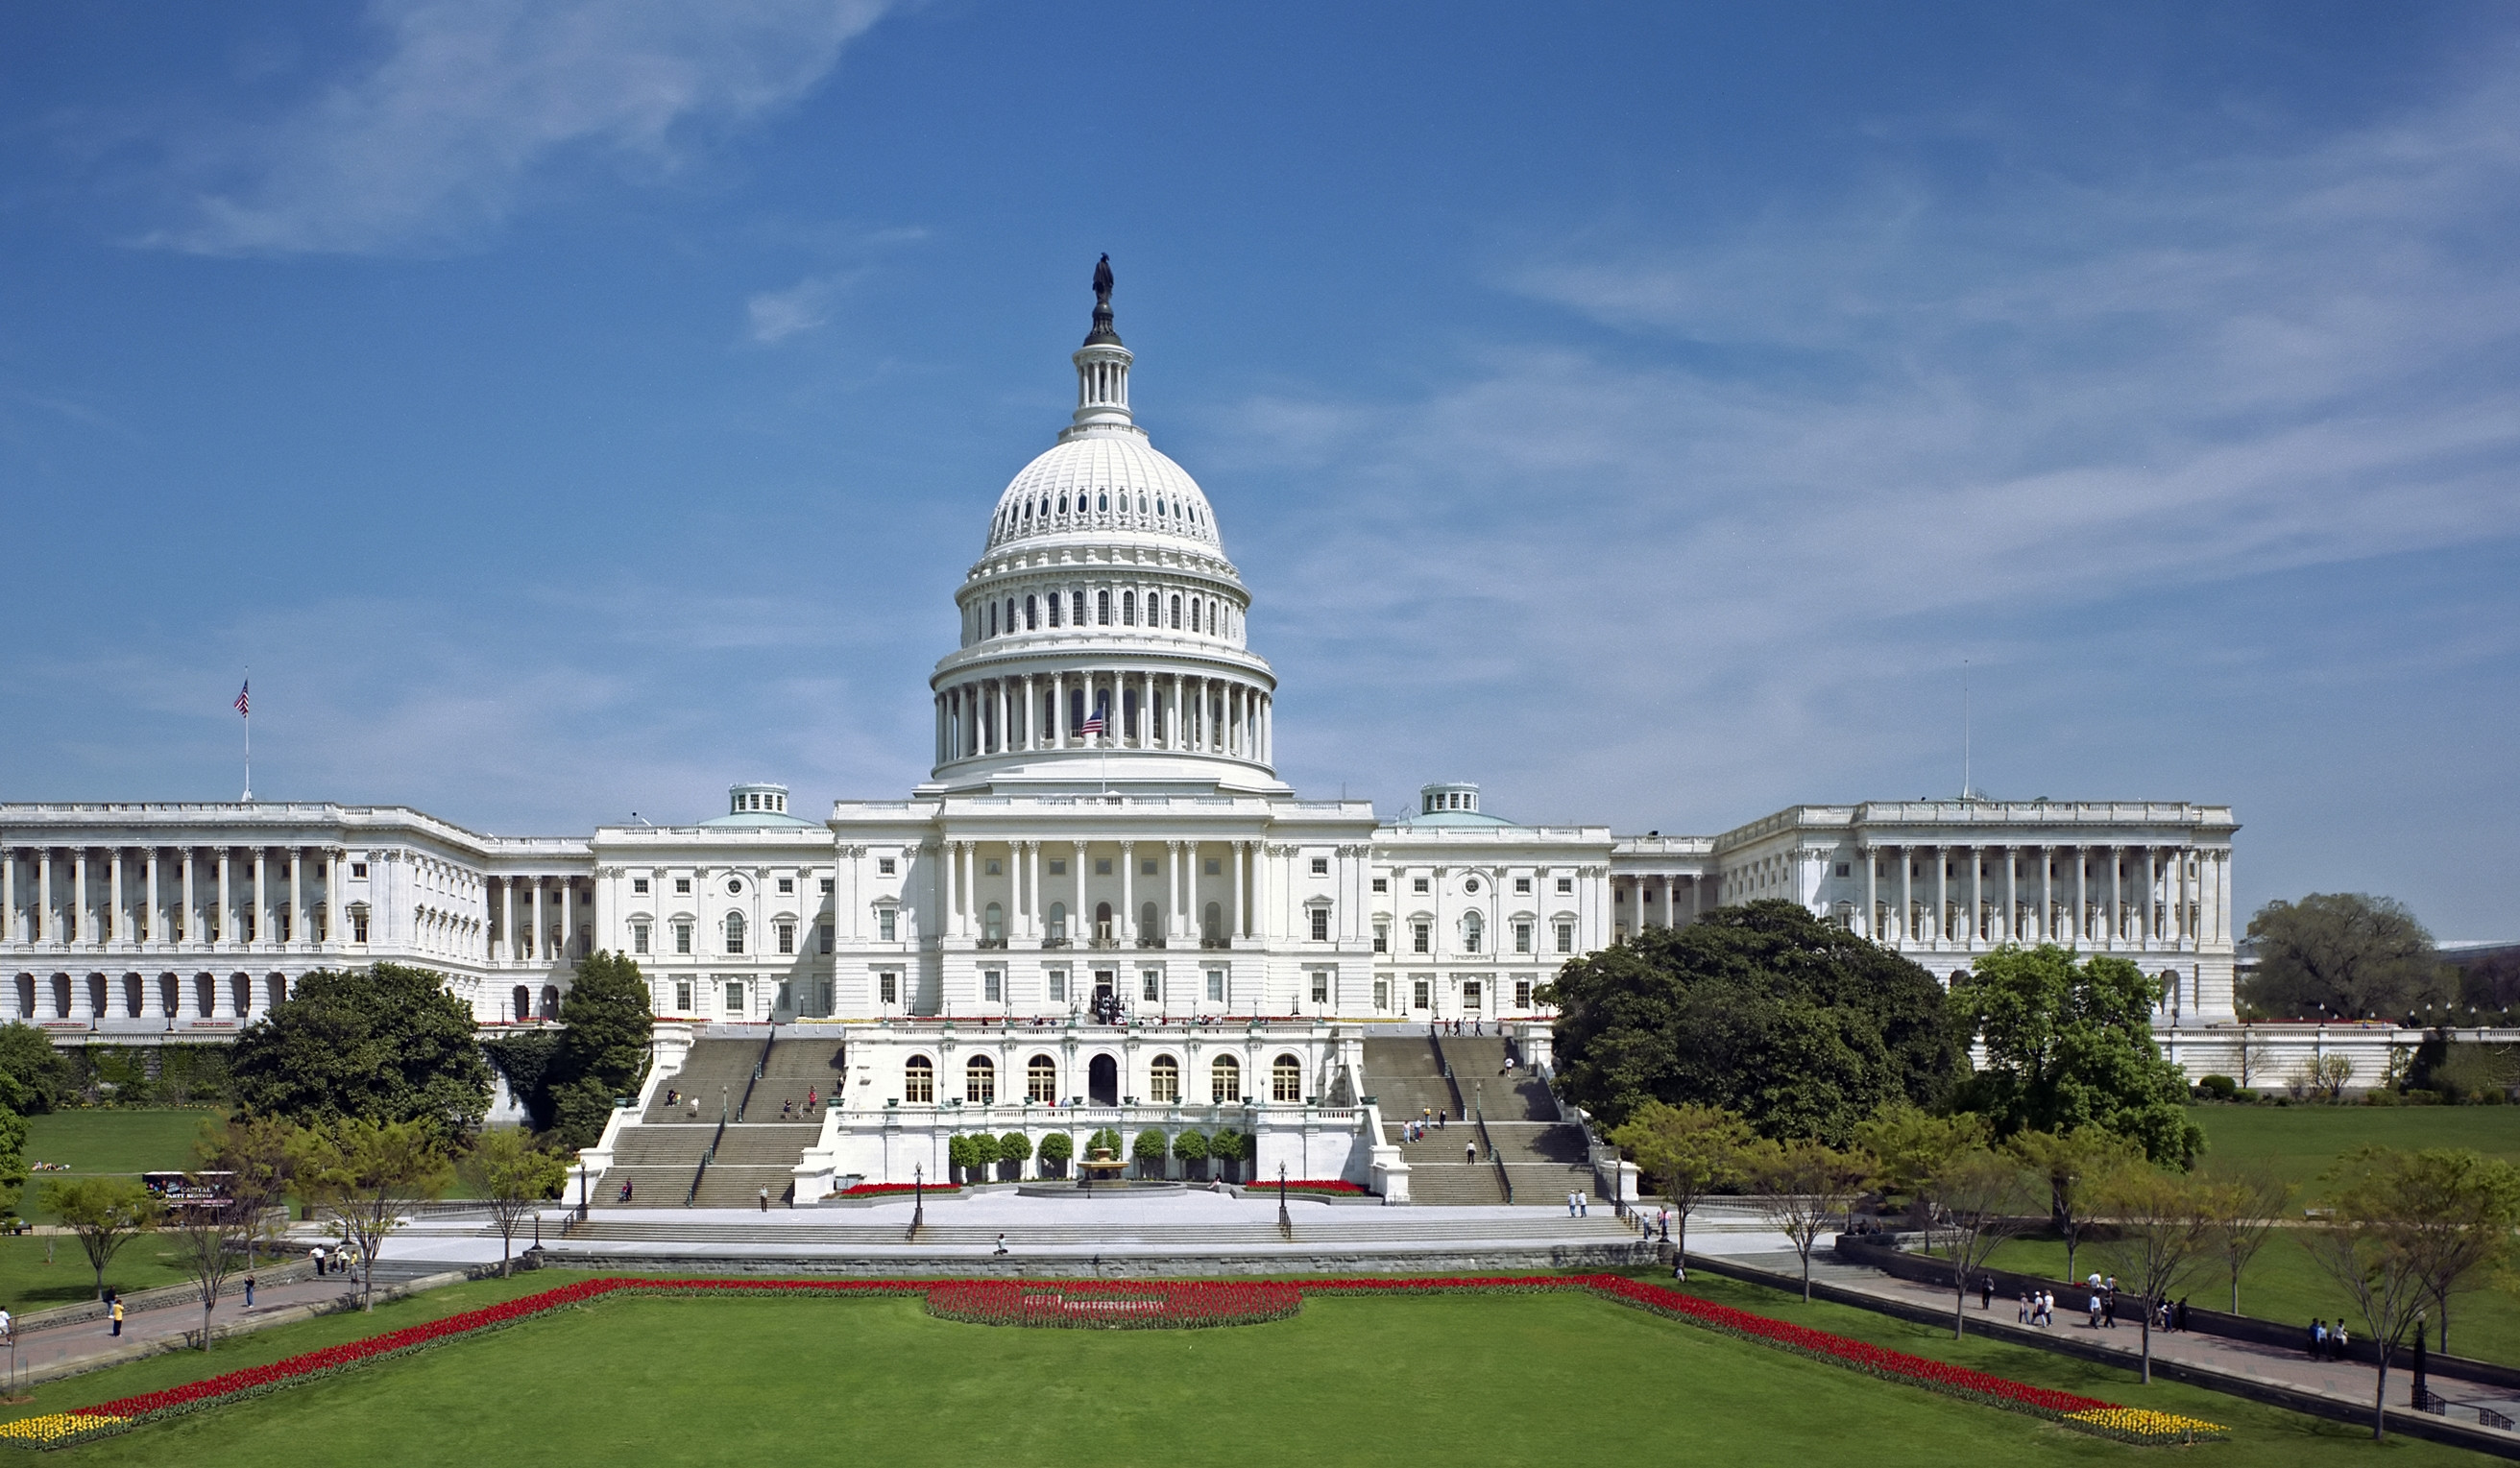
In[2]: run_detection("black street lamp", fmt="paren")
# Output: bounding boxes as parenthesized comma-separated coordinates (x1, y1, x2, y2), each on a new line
(1276, 1161, 1291, 1236)
(911, 1162, 925, 1237)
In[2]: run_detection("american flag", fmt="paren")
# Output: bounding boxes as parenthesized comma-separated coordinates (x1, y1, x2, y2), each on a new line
(233, 681, 250, 718)
(1078, 702, 1104, 735)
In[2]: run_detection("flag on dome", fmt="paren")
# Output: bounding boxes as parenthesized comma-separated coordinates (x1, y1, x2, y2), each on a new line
(233, 681, 249, 718)
(1079, 703, 1104, 734)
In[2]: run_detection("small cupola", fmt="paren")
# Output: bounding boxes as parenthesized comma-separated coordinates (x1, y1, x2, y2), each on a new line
(729, 782, 789, 816)
(1420, 782, 1481, 815)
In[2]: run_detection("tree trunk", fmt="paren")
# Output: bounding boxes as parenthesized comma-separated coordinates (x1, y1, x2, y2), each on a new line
(2138, 1301, 2151, 1384)
(2372, 1356, 2388, 1441)
(1953, 1274, 1967, 1341)
(1800, 1246, 1813, 1303)
(202, 1298, 213, 1351)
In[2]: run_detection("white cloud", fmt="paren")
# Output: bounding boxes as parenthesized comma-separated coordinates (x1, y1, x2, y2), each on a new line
(747, 270, 850, 343)
(148, 0, 894, 255)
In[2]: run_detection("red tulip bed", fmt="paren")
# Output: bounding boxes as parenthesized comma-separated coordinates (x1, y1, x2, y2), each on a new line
(1242, 1179, 1366, 1195)
(0, 1272, 2221, 1450)
(836, 1182, 959, 1198)
(927, 1279, 1302, 1330)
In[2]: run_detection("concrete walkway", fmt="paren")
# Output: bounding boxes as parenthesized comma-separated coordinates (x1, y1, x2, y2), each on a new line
(1705, 1236, 2519, 1446)
(2, 1268, 402, 1390)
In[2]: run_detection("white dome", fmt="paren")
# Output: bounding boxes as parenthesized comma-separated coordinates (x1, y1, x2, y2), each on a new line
(985, 431, 1222, 553)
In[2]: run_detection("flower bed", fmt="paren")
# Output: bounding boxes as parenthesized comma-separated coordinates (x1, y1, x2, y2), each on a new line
(1243, 1179, 1367, 1195)
(926, 1280, 1301, 1330)
(836, 1182, 959, 1198)
(0, 1273, 2221, 1450)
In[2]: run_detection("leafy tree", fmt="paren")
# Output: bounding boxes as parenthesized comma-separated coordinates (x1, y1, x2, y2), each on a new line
(1929, 1147, 2038, 1341)
(46, 1176, 157, 1299)
(291, 1117, 453, 1312)
(545, 952, 654, 1149)
(194, 1113, 297, 1266)
(1170, 1130, 1208, 1177)
(2093, 1167, 2216, 1384)
(2004, 1126, 2144, 1283)
(1132, 1128, 1169, 1176)
(1748, 1138, 1875, 1302)
(1610, 1099, 1755, 1265)
(1853, 1101, 1991, 1220)
(2352, 1147, 2520, 1357)
(996, 1131, 1033, 1181)
(230, 964, 492, 1141)
(1952, 945, 2203, 1168)
(2244, 893, 2453, 1021)
(1038, 1131, 1075, 1177)
(1208, 1128, 1246, 1181)
(478, 1032, 565, 1132)
(0, 1106, 26, 1220)
(460, 1128, 569, 1278)
(0, 1025, 73, 1115)
(2197, 1160, 2295, 1315)
(2308, 1146, 2448, 1440)
(1543, 901, 1965, 1143)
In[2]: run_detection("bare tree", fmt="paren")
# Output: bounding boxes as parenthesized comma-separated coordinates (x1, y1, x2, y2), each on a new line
(2309, 1147, 2441, 1440)
(2294, 1054, 2354, 1101)
(194, 1114, 296, 1269)
(2198, 1162, 2295, 1314)
(160, 1179, 248, 1351)
(1750, 1140, 1875, 1303)
(2235, 1028, 2279, 1091)
(2095, 1166, 2215, 1384)
(1927, 1147, 2038, 1340)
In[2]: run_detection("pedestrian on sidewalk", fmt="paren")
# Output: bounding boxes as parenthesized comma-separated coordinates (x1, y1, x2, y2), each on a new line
(243, 1274, 255, 1309)
(2310, 1319, 2326, 1358)
(1577, 1191, 1588, 1217)
(310, 1244, 325, 1275)
(2087, 1293, 2101, 1329)
(1980, 1276, 1993, 1311)
(2102, 1289, 2117, 1329)
(758, 1187, 770, 1212)
(2174, 1297, 2190, 1333)
(2016, 1289, 2030, 1325)
(1465, 1141, 1477, 1166)
(109, 1299, 124, 1337)
(2332, 1323, 2349, 1360)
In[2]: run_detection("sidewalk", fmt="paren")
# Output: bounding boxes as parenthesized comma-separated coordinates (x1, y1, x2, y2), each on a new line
(1704, 1242, 2519, 1449)
(1, 1267, 418, 1391)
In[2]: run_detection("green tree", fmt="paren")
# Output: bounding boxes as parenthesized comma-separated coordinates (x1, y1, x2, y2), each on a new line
(2244, 893, 2453, 1022)
(1609, 1099, 1755, 1265)
(0, 1024, 74, 1115)
(0, 1106, 27, 1220)
(291, 1117, 453, 1312)
(1928, 1147, 2038, 1341)
(193, 1113, 297, 1266)
(2197, 1160, 2295, 1315)
(230, 964, 492, 1141)
(460, 1128, 569, 1278)
(2004, 1126, 2144, 1283)
(1037, 1131, 1075, 1177)
(1132, 1127, 1170, 1176)
(1085, 1127, 1124, 1160)
(1748, 1138, 1875, 1302)
(2309, 1147, 2448, 1440)
(162, 1177, 251, 1351)
(1543, 901, 1965, 1143)
(1852, 1101, 1991, 1217)
(544, 951, 655, 1149)
(2358, 1147, 2520, 1357)
(1953, 945, 2203, 1168)
(46, 1176, 158, 1299)
(1170, 1130, 1207, 1177)
(996, 1131, 1033, 1181)
(1208, 1128, 1246, 1181)
(2094, 1167, 2216, 1383)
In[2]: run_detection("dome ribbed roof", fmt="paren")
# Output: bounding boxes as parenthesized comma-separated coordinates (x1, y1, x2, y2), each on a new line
(985, 432, 1221, 553)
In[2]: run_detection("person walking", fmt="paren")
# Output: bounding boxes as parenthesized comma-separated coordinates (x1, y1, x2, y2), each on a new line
(109, 1299, 124, 1337)
(1465, 1140, 1477, 1166)
(1980, 1276, 1994, 1311)
(1577, 1191, 1588, 1217)
(1566, 1191, 1578, 1216)
(243, 1274, 256, 1309)
(2087, 1293, 2102, 1329)
(2310, 1319, 2326, 1358)
(2333, 1323, 2350, 1360)
(758, 1187, 770, 1213)
(309, 1243, 325, 1276)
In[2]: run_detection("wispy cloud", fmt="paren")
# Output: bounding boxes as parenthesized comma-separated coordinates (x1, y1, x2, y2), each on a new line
(747, 268, 856, 343)
(144, 0, 893, 256)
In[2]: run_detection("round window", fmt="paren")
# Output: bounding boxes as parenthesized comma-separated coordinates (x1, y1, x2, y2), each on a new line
(726, 878, 743, 896)
(1465, 878, 1482, 894)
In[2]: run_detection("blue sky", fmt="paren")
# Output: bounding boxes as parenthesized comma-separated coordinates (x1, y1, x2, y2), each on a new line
(3, 3, 2516, 937)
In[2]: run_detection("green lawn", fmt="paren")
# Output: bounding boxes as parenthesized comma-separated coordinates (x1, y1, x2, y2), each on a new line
(2192, 1103, 2520, 1200)
(18, 1111, 226, 1227)
(0, 1270, 2479, 1466)
(0, 1235, 200, 1312)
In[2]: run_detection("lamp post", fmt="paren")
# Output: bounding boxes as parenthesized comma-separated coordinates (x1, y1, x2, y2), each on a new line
(911, 1162, 925, 1238)
(1276, 1160, 1291, 1236)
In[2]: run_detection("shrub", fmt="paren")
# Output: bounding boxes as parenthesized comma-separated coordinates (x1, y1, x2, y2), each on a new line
(1208, 1128, 1246, 1162)
(1132, 1129, 1169, 1160)
(997, 1131, 1031, 1181)
(2194, 1074, 2238, 1101)
(1039, 1132, 1075, 1163)
(1173, 1130, 1209, 1163)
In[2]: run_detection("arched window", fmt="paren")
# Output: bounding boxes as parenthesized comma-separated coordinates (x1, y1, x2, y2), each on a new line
(1024, 1054, 1057, 1103)
(1272, 1053, 1302, 1103)
(966, 1055, 996, 1104)
(1047, 593, 1061, 628)
(983, 902, 1004, 944)
(905, 1055, 934, 1104)
(988, 602, 998, 637)
(1025, 595, 1037, 629)
(1169, 593, 1181, 628)
(726, 911, 745, 953)
(1097, 492, 1109, 512)
(1155, 498, 1166, 517)
(1073, 590, 1087, 625)
(1097, 590, 1110, 625)
(541, 984, 560, 1019)
(512, 985, 531, 1022)
(1006, 598, 1016, 633)
(1137, 493, 1148, 514)
(1463, 912, 1483, 953)
(1211, 1054, 1241, 1101)
(1122, 590, 1135, 625)
(1048, 902, 1067, 942)
(1150, 1054, 1181, 1103)
(1095, 902, 1114, 942)
(1058, 493, 1068, 514)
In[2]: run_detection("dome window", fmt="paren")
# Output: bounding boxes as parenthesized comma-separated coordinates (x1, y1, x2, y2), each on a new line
(1097, 590, 1110, 625)
(1025, 594, 1038, 630)
(1058, 493, 1069, 514)
(989, 602, 999, 637)
(1122, 590, 1136, 625)
(1137, 493, 1148, 514)
(1098, 492, 1109, 512)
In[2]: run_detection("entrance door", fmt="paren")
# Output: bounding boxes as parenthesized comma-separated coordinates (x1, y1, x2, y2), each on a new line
(1088, 1053, 1120, 1106)
(1093, 970, 1116, 1006)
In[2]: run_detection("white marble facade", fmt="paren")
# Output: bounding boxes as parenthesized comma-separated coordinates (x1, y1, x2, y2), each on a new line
(1, 275, 2272, 1184)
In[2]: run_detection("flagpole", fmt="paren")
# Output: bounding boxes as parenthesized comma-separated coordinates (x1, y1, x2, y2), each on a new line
(240, 670, 253, 803)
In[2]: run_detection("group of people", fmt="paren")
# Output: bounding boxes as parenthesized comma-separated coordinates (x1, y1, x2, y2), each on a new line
(1431, 1019, 1489, 1037)
(2309, 1318, 2353, 1360)
(2008, 1278, 2191, 1334)
(1564, 1190, 1589, 1216)
(778, 1088, 821, 1119)
(307, 1243, 360, 1278)
(1404, 1108, 1449, 1143)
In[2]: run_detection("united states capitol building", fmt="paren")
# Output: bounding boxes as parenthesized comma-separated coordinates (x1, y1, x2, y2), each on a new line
(1, 270, 2271, 1199)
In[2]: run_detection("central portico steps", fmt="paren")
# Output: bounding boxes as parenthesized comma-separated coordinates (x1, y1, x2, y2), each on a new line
(598, 1035, 844, 1207)
(1361, 1033, 1598, 1206)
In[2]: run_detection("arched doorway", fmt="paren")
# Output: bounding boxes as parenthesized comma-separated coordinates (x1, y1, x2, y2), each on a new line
(1088, 1053, 1119, 1106)
(512, 985, 532, 1022)
(1094, 902, 1113, 943)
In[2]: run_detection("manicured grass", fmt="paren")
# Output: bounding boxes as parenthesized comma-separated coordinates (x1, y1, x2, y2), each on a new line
(0, 1273, 2480, 1466)
(17, 1111, 226, 1227)
(0, 1235, 202, 1312)
(2192, 1103, 2520, 1200)
(1983, 1228, 2520, 1367)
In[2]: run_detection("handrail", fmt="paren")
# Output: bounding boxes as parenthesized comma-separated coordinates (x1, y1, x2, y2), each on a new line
(685, 1111, 727, 1207)
(1426, 1032, 1466, 1119)
(1474, 1098, 1513, 1204)
(733, 1029, 775, 1122)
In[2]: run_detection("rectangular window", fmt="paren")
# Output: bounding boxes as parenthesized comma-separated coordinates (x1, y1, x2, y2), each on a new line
(1370, 877, 1387, 893)
(1049, 970, 1067, 1001)
(1412, 977, 1431, 1009)
(1141, 970, 1161, 1001)
(351, 914, 370, 944)
(632, 878, 650, 895)
(1555, 922, 1574, 954)
(1096, 858, 1112, 876)
(818, 924, 835, 954)
(1205, 969, 1224, 1001)
(983, 970, 1003, 1001)
(1373, 978, 1390, 1010)
(1556, 878, 1573, 894)
(1834, 863, 1851, 878)
(985, 858, 1003, 876)
(1204, 858, 1220, 876)
(1310, 908, 1329, 942)
(676, 878, 692, 895)
(726, 924, 744, 955)
(1413, 878, 1430, 894)
(1310, 971, 1329, 1004)
(778, 877, 795, 894)
(631, 923, 650, 955)
(879, 909, 897, 942)
(1310, 856, 1328, 876)
(1051, 859, 1068, 876)
(1463, 979, 1483, 1010)
(1515, 979, 1534, 1009)
(1412, 922, 1430, 954)
(675, 980, 692, 1011)
(674, 922, 693, 954)
(1514, 922, 1532, 953)
(724, 982, 745, 1015)
(1372, 923, 1388, 953)
(880, 971, 898, 1004)
(351, 862, 369, 878)
(777, 922, 796, 955)
(820, 878, 835, 895)
(878, 858, 897, 876)
(1141, 858, 1156, 876)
